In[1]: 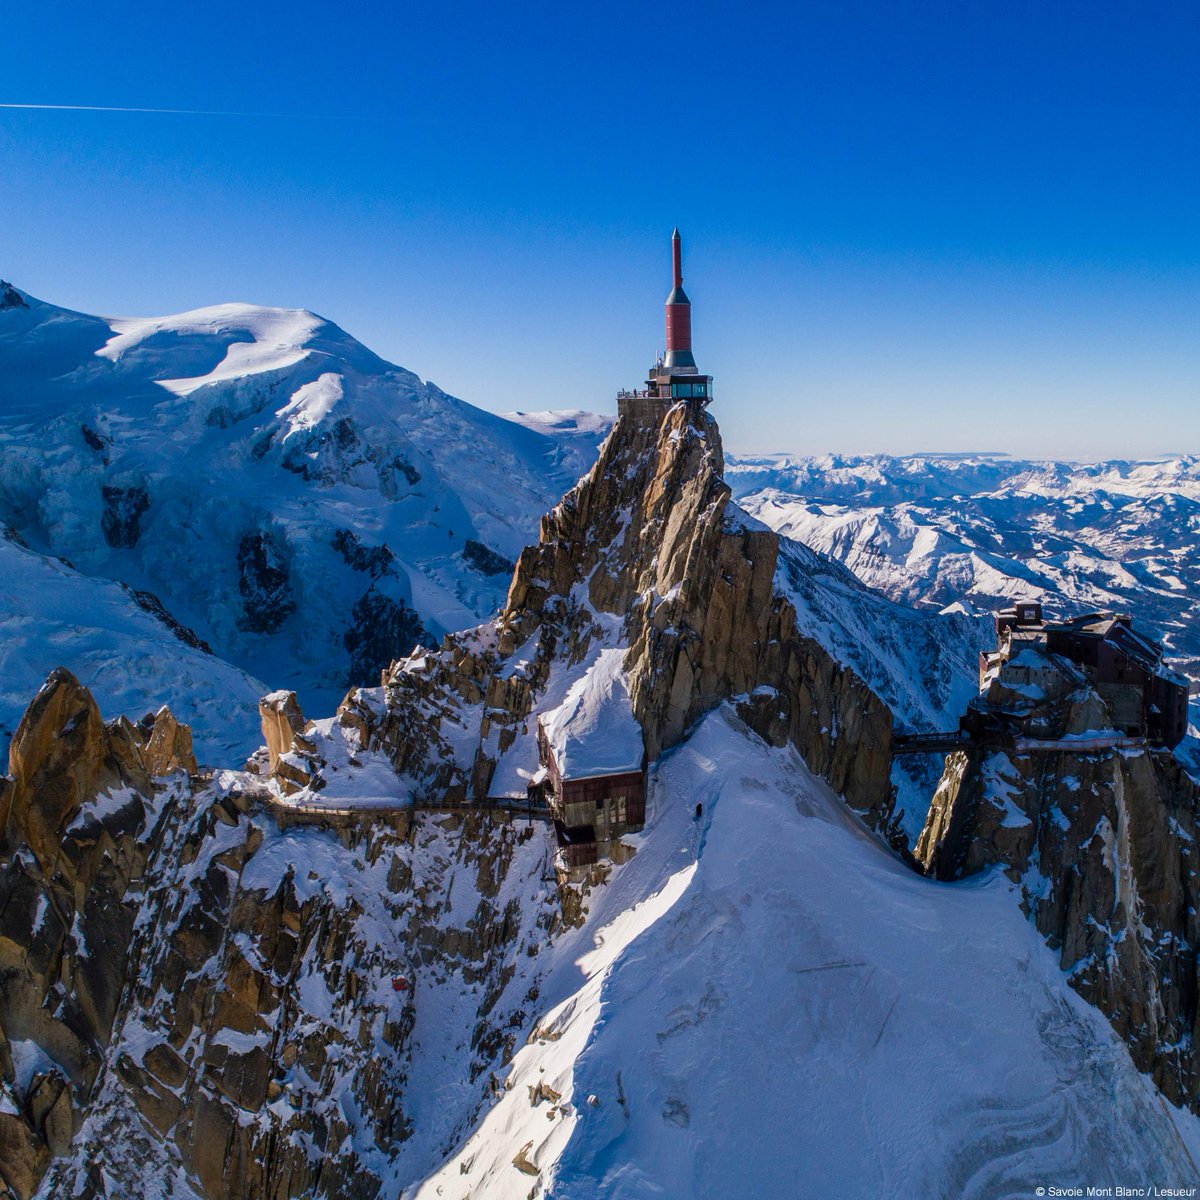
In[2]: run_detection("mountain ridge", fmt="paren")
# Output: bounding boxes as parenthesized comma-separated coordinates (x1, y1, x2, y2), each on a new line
(1, 387, 1195, 1195)
(0, 282, 609, 754)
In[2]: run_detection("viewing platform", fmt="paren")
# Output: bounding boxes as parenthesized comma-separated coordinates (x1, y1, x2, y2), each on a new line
(617, 390, 673, 423)
(892, 731, 975, 755)
(616, 374, 712, 425)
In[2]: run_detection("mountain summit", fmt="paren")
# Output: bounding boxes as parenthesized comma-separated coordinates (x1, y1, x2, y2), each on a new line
(0, 284, 607, 755)
(1, 255, 1196, 1197)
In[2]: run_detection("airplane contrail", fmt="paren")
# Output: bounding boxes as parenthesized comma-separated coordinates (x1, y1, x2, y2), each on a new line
(0, 102, 363, 119)
(0, 102, 490, 127)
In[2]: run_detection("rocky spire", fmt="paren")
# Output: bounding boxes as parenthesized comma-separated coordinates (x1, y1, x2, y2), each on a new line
(918, 674, 1200, 1110)
(335, 398, 893, 821)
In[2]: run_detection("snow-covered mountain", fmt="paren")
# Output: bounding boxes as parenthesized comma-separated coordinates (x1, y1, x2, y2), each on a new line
(8, 389, 1197, 1200)
(0, 282, 608, 755)
(35, 704, 1194, 1198)
(417, 710, 1198, 1197)
(727, 452, 1200, 686)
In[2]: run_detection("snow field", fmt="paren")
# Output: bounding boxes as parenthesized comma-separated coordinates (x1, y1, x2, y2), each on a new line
(414, 709, 1200, 1198)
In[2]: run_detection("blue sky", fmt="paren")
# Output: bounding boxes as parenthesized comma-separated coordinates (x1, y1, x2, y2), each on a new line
(3, 1, 1199, 459)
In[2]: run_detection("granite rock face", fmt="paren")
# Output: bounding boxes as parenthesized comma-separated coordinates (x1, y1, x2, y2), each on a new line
(0, 670, 193, 1199)
(918, 685, 1200, 1111)
(259, 690, 307, 769)
(1, 674, 557, 1199)
(42, 803, 550, 1200)
(507, 402, 893, 808)
(340, 402, 893, 820)
(135, 706, 199, 777)
(236, 530, 296, 635)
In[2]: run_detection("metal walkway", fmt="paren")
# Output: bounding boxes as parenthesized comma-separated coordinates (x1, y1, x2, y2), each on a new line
(252, 789, 555, 826)
(893, 730, 1150, 758)
(1013, 734, 1146, 754)
(892, 732, 973, 755)
(418, 797, 554, 823)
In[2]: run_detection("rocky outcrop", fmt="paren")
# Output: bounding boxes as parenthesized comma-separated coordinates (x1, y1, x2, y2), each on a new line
(259, 691, 308, 774)
(344, 586, 428, 687)
(45, 801, 555, 1199)
(236, 530, 295, 634)
(462, 539, 515, 577)
(128, 586, 215, 655)
(100, 482, 150, 549)
(0, 280, 27, 310)
(80, 423, 111, 457)
(503, 402, 892, 808)
(134, 706, 199, 777)
(332, 527, 395, 578)
(257, 691, 321, 794)
(0, 671, 196, 1199)
(2, 667, 150, 868)
(918, 685, 1200, 1111)
(328, 531, 432, 685)
(279, 413, 421, 495)
(86, 784, 413, 1200)
(335, 401, 892, 827)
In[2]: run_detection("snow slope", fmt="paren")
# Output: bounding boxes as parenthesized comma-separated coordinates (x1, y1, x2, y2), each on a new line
(541, 648, 643, 779)
(773, 532, 987, 737)
(414, 709, 1200, 1197)
(0, 284, 608, 723)
(0, 532, 264, 762)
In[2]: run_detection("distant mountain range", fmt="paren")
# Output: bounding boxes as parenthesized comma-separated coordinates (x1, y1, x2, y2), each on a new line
(726, 452, 1200, 693)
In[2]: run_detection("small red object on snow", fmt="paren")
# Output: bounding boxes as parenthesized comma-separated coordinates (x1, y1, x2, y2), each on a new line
(392, 976, 408, 992)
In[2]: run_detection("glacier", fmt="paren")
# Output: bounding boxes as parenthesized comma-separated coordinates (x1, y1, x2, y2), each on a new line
(0, 285, 607, 757)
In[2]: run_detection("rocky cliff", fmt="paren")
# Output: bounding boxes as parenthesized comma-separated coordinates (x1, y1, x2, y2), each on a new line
(918, 684, 1200, 1112)
(0, 670, 192, 1198)
(505, 400, 892, 808)
(1, 672, 561, 1199)
(321, 400, 893, 830)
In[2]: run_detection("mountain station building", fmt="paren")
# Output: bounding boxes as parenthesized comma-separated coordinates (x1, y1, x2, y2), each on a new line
(976, 602, 1190, 748)
(533, 650, 647, 872)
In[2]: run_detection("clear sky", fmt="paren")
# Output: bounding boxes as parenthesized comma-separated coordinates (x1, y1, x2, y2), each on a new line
(3, 1, 1199, 459)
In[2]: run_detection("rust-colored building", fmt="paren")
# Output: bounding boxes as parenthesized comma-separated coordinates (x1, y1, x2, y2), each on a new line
(1044, 612, 1190, 747)
(532, 649, 647, 872)
(536, 721, 646, 870)
(980, 603, 1190, 748)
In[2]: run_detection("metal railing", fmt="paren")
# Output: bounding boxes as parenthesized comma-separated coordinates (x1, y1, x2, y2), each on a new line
(892, 732, 972, 755)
